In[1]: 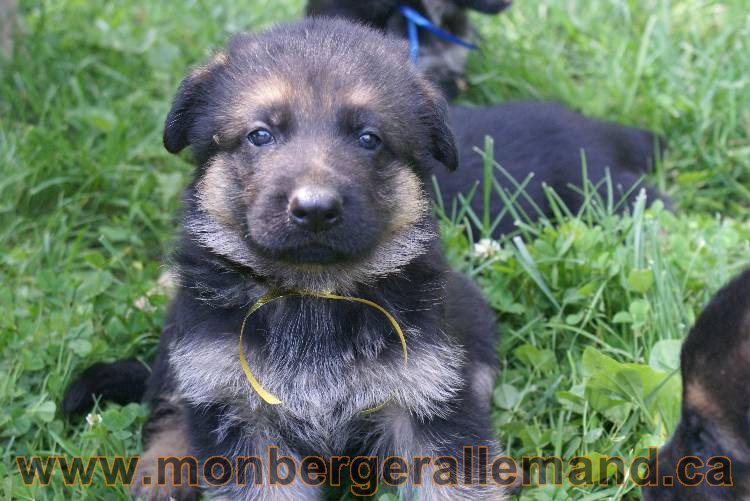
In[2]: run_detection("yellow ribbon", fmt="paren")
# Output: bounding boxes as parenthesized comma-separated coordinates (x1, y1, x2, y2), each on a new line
(238, 290, 409, 411)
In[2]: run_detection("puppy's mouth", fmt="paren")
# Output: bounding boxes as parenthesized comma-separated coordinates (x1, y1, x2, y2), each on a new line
(247, 235, 370, 266)
(244, 211, 384, 267)
(274, 243, 351, 265)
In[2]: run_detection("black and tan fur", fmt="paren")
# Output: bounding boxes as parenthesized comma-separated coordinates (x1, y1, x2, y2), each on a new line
(65, 19, 505, 500)
(642, 268, 750, 500)
(306, 0, 512, 98)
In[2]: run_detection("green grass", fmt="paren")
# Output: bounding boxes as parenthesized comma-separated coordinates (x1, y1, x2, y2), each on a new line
(1, 0, 749, 499)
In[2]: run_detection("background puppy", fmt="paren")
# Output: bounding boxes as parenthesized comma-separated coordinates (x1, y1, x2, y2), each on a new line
(65, 18, 506, 500)
(306, 0, 512, 98)
(642, 268, 750, 500)
(438, 102, 669, 238)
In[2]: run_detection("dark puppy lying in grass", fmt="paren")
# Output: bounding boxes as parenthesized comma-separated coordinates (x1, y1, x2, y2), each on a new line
(438, 103, 668, 238)
(64, 18, 506, 500)
(306, 0, 512, 98)
(642, 269, 750, 500)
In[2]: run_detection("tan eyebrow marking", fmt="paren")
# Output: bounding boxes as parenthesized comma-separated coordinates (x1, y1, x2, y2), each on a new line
(218, 75, 294, 139)
(345, 85, 378, 107)
(240, 74, 293, 108)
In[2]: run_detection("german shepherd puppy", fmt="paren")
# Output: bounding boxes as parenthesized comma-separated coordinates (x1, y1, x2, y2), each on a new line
(642, 269, 750, 500)
(306, 0, 512, 98)
(64, 19, 506, 500)
(438, 102, 668, 237)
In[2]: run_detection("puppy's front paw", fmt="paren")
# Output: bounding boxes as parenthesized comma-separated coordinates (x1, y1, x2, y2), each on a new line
(130, 458, 200, 501)
(132, 410, 198, 501)
(131, 483, 199, 501)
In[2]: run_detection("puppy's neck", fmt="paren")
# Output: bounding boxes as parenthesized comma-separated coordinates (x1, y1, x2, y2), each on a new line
(172, 232, 448, 309)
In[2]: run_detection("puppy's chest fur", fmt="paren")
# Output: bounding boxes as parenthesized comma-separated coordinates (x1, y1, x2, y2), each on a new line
(168, 295, 465, 453)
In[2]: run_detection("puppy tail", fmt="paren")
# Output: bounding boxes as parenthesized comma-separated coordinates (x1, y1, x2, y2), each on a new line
(62, 358, 150, 416)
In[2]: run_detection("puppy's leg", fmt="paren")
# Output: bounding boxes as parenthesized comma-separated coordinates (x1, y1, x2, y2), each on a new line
(208, 446, 323, 501)
(376, 404, 509, 500)
(131, 393, 200, 501)
(129, 322, 199, 500)
(188, 406, 324, 500)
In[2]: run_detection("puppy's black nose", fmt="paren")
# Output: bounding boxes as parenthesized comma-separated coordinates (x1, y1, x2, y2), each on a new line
(288, 187, 342, 232)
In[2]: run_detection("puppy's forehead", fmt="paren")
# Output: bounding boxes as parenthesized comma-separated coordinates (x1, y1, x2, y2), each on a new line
(223, 68, 391, 122)
(220, 42, 413, 123)
(203, 20, 424, 143)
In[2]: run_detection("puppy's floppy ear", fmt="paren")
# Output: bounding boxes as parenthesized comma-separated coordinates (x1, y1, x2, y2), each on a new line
(418, 80, 459, 171)
(163, 52, 226, 154)
(163, 76, 198, 154)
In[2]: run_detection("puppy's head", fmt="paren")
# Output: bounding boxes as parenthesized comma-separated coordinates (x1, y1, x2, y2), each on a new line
(306, 1, 511, 98)
(643, 271, 750, 499)
(306, 0, 398, 27)
(165, 19, 457, 292)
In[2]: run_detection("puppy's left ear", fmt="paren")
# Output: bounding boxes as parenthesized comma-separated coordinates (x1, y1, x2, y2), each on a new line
(419, 81, 459, 171)
(163, 53, 226, 154)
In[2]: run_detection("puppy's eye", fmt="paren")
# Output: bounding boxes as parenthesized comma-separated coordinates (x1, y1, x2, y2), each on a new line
(358, 132, 381, 150)
(247, 128, 275, 147)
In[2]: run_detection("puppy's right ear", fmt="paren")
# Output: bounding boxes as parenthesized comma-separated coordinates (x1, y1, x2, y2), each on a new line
(163, 76, 198, 154)
(163, 53, 226, 154)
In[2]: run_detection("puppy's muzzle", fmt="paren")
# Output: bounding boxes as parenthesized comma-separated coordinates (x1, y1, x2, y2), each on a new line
(288, 186, 342, 232)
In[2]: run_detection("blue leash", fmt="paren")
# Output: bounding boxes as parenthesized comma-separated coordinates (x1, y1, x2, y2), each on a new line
(398, 5, 479, 63)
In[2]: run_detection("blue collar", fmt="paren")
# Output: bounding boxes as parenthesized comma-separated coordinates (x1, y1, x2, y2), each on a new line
(398, 4, 479, 63)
